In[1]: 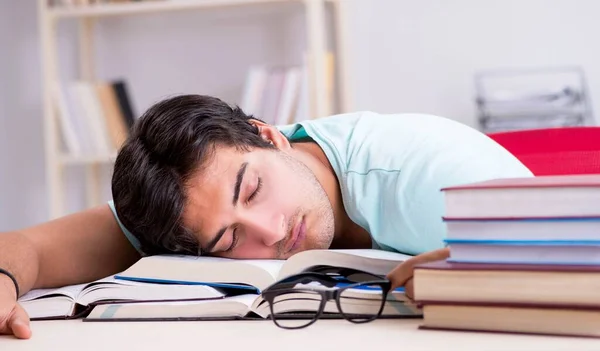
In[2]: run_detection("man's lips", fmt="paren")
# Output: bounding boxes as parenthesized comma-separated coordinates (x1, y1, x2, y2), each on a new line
(285, 216, 306, 254)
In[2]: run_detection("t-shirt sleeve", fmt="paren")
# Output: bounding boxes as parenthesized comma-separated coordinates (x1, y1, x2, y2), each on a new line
(107, 200, 144, 255)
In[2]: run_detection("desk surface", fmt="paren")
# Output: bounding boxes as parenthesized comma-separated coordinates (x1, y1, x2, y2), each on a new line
(1, 319, 598, 351)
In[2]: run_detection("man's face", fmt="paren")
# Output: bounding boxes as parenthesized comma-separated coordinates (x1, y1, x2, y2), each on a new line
(182, 145, 335, 259)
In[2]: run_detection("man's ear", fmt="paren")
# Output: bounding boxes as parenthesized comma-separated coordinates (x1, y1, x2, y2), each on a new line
(249, 119, 292, 151)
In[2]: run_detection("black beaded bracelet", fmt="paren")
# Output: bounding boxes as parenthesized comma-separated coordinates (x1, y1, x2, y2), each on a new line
(0, 268, 19, 298)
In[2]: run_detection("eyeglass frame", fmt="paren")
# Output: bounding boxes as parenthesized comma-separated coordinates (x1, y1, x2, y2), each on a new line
(260, 266, 392, 329)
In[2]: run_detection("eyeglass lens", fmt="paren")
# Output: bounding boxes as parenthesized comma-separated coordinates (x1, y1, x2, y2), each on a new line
(269, 289, 324, 329)
(337, 283, 386, 322)
(268, 281, 387, 329)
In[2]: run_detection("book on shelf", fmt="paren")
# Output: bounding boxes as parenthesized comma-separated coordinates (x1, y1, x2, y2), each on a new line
(18, 275, 223, 320)
(70, 81, 114, 155)
(112, 80, 136, 129)
(96, 82, 129, 149)
(53, 79, 135, 158)
(49, 0, 162, 7)
(442, 174, 600, 219)
(240, 52, 334, 125)
(240, 65, 305, 126)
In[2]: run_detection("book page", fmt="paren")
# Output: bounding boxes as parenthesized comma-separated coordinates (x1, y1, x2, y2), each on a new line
(279, 249, 412, 279)
(117, 254, 286, 291)
(79, 274, 224, 305)
(147, 255, 285, 278)
(99, 294, 258, 308)
(332, 249, 413, 261)
(143, 255, 285, 279)
(18, 284, 87, 303)
(236, 260, 285, 279)
(228, 294, 260, 307)
(144, 254, 223, 262)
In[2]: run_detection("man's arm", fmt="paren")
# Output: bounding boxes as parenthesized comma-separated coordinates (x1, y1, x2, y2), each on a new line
(0, 204, 141, 338)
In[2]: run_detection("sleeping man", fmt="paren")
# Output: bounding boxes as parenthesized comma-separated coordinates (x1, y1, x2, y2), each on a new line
(0, 94, 532, 339)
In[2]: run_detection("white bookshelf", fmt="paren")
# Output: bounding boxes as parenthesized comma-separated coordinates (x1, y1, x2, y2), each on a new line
(59, 153, 117, 165)
(38, 0, 351, 219)
(49, 0, 327, 18)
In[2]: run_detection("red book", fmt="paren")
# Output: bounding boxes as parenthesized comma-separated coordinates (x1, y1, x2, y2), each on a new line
(419, 303, 600, 338)
(413, 260, 600, 307)
(442, 174, 600, 219)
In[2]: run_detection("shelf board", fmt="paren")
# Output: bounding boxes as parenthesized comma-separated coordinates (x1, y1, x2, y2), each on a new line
(48, 0, 315, 19)
(60, 153, 117, 165)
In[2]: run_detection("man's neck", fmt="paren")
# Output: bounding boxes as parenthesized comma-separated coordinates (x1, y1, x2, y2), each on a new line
(289, 141, 372, 249)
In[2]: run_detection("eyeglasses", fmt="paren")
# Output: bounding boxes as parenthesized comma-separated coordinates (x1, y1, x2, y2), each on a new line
(260, 266, 391, 329)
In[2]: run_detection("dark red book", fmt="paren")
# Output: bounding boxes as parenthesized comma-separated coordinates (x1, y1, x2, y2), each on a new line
(419, 302, 600, 338)
(413, 260, 600, 307)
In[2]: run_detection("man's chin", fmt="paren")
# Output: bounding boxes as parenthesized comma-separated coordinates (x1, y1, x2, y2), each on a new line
(280, 235, 333, 259)
(301, 240, 332, 253)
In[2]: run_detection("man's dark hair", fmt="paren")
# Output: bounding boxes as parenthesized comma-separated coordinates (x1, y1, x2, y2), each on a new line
(111, 94, 273, 255)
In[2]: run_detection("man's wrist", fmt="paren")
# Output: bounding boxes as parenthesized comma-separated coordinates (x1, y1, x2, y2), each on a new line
(0, 271, 19, 300)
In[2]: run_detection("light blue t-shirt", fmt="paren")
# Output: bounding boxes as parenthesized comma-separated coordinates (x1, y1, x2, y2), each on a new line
(109, 112, 533, 256)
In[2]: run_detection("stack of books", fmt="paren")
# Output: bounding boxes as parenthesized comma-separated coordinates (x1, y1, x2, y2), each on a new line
(19, 249, 421, 321)
(413, 174, 600, 337)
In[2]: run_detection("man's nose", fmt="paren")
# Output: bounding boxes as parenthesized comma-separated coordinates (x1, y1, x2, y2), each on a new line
(240, 212, 286, 247)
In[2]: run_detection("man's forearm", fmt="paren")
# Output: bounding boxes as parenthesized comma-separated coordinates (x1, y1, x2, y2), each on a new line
(0, 232, 39, 298)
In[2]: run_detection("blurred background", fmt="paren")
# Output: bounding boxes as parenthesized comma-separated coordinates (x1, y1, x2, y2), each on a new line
(1, 0, 599, 231)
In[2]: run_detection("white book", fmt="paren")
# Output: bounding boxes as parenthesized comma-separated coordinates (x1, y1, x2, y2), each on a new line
(447, 240, 600, 265)
(86, 290, 419, 321)
(275, 67, 302, 126)
(240, 66, 268, 117)
(293, 65, 310, 122)
(18, 275, 223, 320)
(446, 217, 600, 241)
(88, 248, 419, 321)
(115, 249, 413, 292)
(70, 81, 114, 155)
(52, 82, 82, 155)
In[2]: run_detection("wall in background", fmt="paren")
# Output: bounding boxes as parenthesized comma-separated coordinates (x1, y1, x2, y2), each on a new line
(0, 1, 46, 231)
(347, 0, 600, 126)
(1, 0, 600, 229)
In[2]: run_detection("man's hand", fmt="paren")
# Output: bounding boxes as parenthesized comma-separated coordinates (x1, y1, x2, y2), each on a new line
(386, 247, 450, 299)
(0, 278, 31, 339)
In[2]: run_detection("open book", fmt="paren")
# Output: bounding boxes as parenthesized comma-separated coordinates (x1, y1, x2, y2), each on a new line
(85, 288, 421, 321)
(18, 276, 223, 320)
(24, 249, 413, 321)
(84, 249, 419, 321)
(115, 249, 412, 292)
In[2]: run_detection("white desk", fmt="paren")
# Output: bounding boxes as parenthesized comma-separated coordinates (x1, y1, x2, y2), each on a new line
(1, 319, 598, 351)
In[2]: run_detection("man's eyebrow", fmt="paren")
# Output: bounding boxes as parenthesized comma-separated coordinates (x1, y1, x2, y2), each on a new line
(203, 162, 248, 253)
(232, 162, 248, 206)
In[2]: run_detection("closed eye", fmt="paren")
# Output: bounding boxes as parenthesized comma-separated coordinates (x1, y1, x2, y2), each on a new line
(247, 177, 263, 203)
(224, 228, 239, 253)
